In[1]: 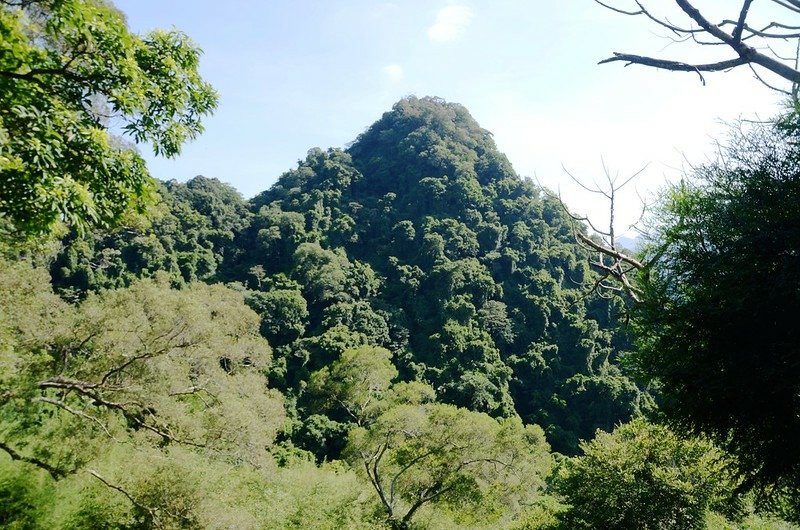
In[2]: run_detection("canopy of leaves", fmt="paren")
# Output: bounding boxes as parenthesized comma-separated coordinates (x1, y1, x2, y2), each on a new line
(49, 176, 249, 296)
(553, 419, 741, 530)
(51, 96, 649, 453)
(634, 120, 800, 516)
(345, 402, 552, 529)
(0, 0, 218, 237)
(0, 259, 284, 477)
(223, 96, 649, 455)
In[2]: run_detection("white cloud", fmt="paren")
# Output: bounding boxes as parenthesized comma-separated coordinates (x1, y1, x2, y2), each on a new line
(382, 63, 404, 82)
(428, 4, 474, 43)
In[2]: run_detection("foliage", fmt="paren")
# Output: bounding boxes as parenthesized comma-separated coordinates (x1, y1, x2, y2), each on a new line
(49, 176, 249, 296)
(0, 444, 388, 530)
(0, 259, 284, 477)
(345, 402, 552, 529)
(3, 78, 800, 527)
(634, 120, 800, 515)
(306, 346, 398, 426)
(0, 457, 52, 530)
(231, 96, 648, 455)
(0, 259, 391, 528)
(246, 287, 309, 346)
(553, 419, 741, 530)
(0, 0, 217, 237)
(48, 95, 648, 455)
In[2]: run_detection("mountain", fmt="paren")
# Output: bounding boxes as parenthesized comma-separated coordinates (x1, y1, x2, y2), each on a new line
(51, 96, 649, 455)
(615, 234, 641, 253)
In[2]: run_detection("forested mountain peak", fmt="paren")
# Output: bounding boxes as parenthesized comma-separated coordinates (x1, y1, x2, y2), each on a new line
(218, 96, 649, 455)
(49, 96, 649, 456)
(4, 0, 799, 524)
(347, 95, 516, 194)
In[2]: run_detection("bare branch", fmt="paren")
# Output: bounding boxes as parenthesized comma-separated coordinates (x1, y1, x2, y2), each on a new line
(748, 63, 794, 95)
(35, 396, 117, 440)
(0, 440, 65, 479)
(720, 20, 800, 39)
(733, 0, 755, 43)
(769, 0, 800, 14)
(88, 470, 157, 522)
(599, 54, 748, 84)
(593, 0, 641, 16)
(577, 232, 644, 269)
(562, 164, 608, 197)
(597, 0, 800, 88)
(547, 160, 648, 303)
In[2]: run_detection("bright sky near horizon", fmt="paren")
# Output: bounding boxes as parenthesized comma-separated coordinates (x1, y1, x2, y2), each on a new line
(114, 0, 788, 233)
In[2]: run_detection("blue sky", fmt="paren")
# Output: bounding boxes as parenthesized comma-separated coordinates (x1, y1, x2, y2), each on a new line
(115, 1, 786, 231)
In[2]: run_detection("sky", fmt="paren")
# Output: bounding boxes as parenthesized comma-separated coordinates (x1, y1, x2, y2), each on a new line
(114, 0, 789, 234)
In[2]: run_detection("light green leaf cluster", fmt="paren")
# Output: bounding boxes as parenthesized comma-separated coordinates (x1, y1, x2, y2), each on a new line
(553, 419, 742, 530)
(0, 259, 284, 476)
(345, 402, 552, 529)
(0, 0, 218, 237)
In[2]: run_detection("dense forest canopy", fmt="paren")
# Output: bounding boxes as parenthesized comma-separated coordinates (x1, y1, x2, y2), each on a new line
(1, 1, 799, 528)
(49, 96, 650, 457)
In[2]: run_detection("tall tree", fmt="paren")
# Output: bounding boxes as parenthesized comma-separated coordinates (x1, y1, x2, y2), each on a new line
(634, 120, 800, 517)
(0, 0, 217, 237)
(345, 403, 551, 529)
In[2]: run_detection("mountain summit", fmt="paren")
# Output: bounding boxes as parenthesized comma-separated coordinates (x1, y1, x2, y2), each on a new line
(239, 96, 648, 454)
(53, 96, 648, 455)
(348, 96, 516, 195)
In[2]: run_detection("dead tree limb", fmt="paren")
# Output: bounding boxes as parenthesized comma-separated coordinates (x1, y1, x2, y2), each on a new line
(596, 0, 800, 90)
(550, 161, 647, 302)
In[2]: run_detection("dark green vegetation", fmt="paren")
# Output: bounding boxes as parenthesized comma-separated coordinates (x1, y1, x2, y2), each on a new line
(1, 1, 799, 528)
(633, 119, 800, 520)
(3, 96, 795, 529)
(48, 96, 650, 459)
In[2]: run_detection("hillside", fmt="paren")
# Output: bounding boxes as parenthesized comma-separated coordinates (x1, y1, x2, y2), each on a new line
(51, 96, 648, 455)
(5, 0, 799, 524)
(6, 95, 795, 530)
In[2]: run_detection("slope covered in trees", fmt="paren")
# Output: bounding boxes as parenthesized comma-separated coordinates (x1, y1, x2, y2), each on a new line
(4, 96, 798, 528)
(3, 1, 799, 528)
(50, 96, 649, 457)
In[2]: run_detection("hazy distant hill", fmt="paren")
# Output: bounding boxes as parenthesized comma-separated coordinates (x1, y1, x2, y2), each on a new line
(615, 234, 641, 252)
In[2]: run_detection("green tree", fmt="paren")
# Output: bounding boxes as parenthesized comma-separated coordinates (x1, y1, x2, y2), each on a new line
(246, 288, 309, 346)
(554, 419, 740, 530)
(306, 346, 398, 426)
(0, 260, 284, 478)
(0, 0, 217, 237)
(633, 121, 800, 514)
(49, 177, 248, 296)
(345, 403, 552, 529)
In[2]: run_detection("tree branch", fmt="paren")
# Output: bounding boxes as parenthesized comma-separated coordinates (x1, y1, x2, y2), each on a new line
(598, 54, 748, 84)
(769, 0, 800, 14)
(577, 232, 644, 269)
(0, 440, 65, 479)
(733, 0, 756, 43)
(596, 0, 800, 87)
(88, 469, 157, 522)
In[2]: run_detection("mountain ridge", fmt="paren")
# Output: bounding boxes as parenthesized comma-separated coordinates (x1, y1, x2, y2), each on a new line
(51, 95, 650, 455)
